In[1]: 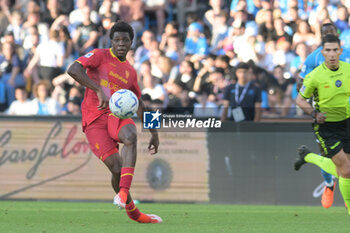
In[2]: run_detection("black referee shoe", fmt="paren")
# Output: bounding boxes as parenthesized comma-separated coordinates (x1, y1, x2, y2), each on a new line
(294, 145, 311, 171)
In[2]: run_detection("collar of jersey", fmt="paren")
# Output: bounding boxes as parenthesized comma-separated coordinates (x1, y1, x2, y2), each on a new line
(109, 48, 126, 63)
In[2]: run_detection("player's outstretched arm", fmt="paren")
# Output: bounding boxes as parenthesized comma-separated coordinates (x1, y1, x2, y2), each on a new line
(136, 99, 159, 155)
(67, 62, 109, 110)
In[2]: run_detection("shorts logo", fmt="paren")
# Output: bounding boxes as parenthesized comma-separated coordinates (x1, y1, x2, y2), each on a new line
(84, 52, 94, 58)
(335, 80, 342, 87)
(143, 110, 161, 129)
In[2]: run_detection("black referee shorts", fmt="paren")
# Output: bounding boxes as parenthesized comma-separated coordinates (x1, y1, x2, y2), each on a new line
(313, 118, 350, 158)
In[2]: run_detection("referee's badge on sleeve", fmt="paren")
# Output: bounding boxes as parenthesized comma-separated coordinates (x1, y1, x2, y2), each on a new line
(300, 85, 306, 94)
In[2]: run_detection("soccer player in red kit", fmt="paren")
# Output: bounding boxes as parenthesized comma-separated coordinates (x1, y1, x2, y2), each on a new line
(67, 21, 162, 224)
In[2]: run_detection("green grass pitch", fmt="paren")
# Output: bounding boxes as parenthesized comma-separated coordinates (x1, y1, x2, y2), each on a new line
(1, 201, 349, 233)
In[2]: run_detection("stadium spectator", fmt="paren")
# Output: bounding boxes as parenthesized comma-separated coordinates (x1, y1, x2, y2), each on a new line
(184, 22, 209, 62)
(157, 54, 174, 82)
(31, 80, 61, 115)
(62, 96, 82, 115)
(230, 0, 258, 18)
(270, 65, 295, 116)
(283, 6, 299, 33)
(257, 9, 275, 43)
(334, 5, 349, 33)
(214, 55, 235, 82)
(163, 33, 182, 64)
(72, 6, 99, 56)
(159, 21, 178, 51)
(209, 11, 229, 56)
(58, 25, 74, 69)
(6, 10, 24, 45)
(173, 60, 196, 92)
(308, 0, 337, 32)
(203, 0, 225, 31)
(207, 67, 229, 107)
(6, 86, 33, 115)
(140, 61, 168, 107)
(290, 42, 309, 76)
(134, 30, 155, 70)
(292, 20, 316, 50)
(0, 41, 25, 107)
(69, 0, 100, 29)
(24, 29, 64, 82)
(193, 91, 219, 117)
(143, 0, 166, 38)
(221, 62, 262, 122)
(193, 54, 216, 95)
(117, 0, 144, 48)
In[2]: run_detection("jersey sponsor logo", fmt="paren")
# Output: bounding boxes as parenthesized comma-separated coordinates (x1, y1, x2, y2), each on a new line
(84, 52, 94, 58)
(100, 79, 121, 92)
(335, 80, 342, 87)
(109, 71, 128, 84)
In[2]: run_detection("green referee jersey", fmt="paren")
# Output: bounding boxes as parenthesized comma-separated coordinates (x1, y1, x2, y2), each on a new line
(300, 61, 350, 122)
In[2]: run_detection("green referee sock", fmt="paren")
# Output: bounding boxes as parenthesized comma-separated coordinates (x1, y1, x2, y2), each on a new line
(339, 177, 350, 215)
(305, 153, 339, 178)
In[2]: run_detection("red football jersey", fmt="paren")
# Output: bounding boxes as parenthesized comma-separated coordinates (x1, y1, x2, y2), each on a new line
(76, 48, 141, 130)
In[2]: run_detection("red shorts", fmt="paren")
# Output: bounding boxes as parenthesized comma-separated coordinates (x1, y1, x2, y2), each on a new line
(84, 112, 135, 161)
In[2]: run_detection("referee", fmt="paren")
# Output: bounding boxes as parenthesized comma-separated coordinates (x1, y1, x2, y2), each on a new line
(294, 34, 350, 216)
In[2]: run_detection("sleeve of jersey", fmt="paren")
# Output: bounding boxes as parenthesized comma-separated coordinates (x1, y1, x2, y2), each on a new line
(299, 57, 314, 79)
(130, 70, 141, 100)
(299, 75, 315, 99)
(75, 49, 102, 69)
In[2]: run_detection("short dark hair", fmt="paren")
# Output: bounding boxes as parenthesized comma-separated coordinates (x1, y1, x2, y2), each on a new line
(15, 86, 26, 91)
(322, 34, 340, 47)
(211, 67, 225, 76)
(235, 62, 249, 70)
(109, 21, 134, 41)
(321, 23, 337, 36)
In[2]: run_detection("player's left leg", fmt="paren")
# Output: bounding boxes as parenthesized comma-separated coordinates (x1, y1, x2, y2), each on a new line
(107, 115, 138, 208)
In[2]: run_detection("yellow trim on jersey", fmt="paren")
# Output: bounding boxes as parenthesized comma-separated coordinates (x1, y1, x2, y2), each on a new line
(121, 173, 134, 177)
(109, 48, 126, 63)
(126, 206, 137, 212)
(75, 60, 82, 64)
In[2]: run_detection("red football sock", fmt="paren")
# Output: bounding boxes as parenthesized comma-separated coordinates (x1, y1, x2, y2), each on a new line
(119, 167, 134, 194)
(126, 201, 141, 221)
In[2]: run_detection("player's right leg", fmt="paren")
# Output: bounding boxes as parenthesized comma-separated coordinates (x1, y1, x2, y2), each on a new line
(103, 154, 162, 223)
(318, 143, 336, 208)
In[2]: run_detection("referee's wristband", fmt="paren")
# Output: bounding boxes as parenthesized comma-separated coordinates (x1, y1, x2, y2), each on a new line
(311, 110, 317, 119)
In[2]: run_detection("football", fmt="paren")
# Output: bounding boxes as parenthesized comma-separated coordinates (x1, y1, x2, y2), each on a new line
(109, 89, 139, 119)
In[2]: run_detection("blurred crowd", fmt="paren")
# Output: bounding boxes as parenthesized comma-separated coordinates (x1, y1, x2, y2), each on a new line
(0, 0, 348, 118)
